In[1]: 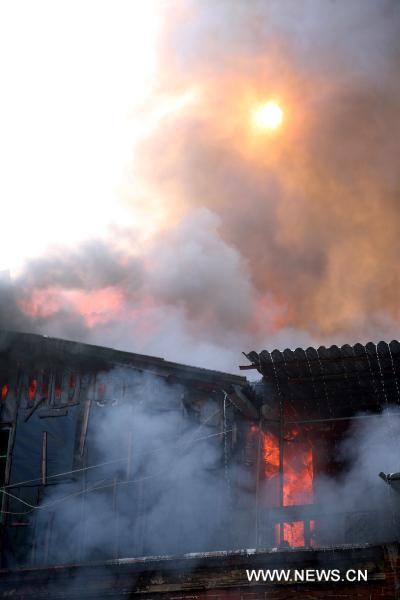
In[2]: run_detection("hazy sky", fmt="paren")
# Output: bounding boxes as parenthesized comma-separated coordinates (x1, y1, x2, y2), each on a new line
(1, 0, 400, 373)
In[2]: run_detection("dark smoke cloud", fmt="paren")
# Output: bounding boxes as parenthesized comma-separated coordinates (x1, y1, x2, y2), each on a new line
(3, 0, 400, 371)
(20, 241, 143, 293)
(0, 273, 89, 343)
(1, 212, 280, 372)
(136, 0, 400, 344)
(145, 208, 256, 335)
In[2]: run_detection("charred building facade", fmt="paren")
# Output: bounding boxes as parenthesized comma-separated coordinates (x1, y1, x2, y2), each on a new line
(1, 331, 400, 598)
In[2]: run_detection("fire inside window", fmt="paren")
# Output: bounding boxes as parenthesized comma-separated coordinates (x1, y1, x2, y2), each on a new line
(1, 382, 7, 402)
(28, 377, 37, 406)
(250, 424, 314, 548)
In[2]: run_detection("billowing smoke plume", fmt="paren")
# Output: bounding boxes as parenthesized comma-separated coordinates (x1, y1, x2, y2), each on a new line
(137, 0, 400, 343)
(1, 212, 282, 372)
(3, 0, 400, 370)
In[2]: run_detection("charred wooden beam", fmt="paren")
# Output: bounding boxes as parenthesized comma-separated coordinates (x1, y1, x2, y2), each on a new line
(230, 384, 259, 419)
(24, 397, 45, 422)
(38, 408, 68, 418)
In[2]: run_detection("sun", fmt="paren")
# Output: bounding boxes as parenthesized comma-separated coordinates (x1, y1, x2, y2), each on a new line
(253, 100, 284, 131)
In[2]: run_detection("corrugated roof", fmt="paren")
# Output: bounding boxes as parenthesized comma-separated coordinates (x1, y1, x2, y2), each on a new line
(244, 341, 400, 419)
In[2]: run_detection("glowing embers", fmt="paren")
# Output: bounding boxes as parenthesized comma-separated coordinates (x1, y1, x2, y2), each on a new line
(28, 377, 38, 404)
(27, 373, 50, 406)
(284, 522, 304, 547)
(24, 371, 79, 409)
(1, 382, 8, 402)
(55, 374, 63, 402)
(275, 520, 315, 548)
(68, 372, 77, 403)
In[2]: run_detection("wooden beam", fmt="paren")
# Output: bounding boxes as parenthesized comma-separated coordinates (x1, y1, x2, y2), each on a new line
(230, 385, 259, 419)
(41, 432, 47, 486)
(24, 397, 45, 422)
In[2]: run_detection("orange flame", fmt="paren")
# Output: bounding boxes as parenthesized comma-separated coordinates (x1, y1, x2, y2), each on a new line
(1, 383, 8, 402)
(250, 424, 314, 547)
(275, 520, 315, 548)
(28, 378, 37, 403)
(262, 430, 280, 479)
(283, 427, 313, 506)
(276, 522, 304, 547)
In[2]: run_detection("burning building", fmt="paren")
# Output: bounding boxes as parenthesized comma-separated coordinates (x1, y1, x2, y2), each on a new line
(0, 330, 400, 598)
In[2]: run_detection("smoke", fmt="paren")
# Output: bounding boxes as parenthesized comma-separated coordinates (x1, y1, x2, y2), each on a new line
(20, 377, 400, 568)
(4, 365, 400, 571)
(280, 409, 400, 547)
(322, 409, 400, 526)
(3, 209, 309, 372)
(3, 0, 400, 370)
(26, 370, 239, 564)
(136, 0, 400, 343)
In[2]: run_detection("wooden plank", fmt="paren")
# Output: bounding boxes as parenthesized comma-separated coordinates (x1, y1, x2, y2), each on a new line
(38, 408, 68, 418)
(47, 373, 56, 408)
(79, 377, 94, 456)
(24, 397, 45, 422)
